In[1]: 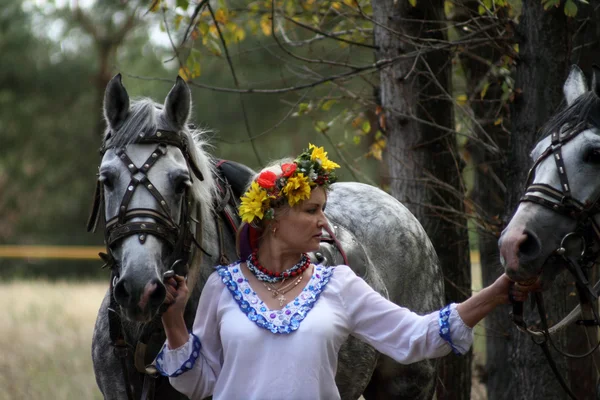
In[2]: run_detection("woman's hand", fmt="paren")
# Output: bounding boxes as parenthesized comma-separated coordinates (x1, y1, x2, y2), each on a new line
(457, 273, 541, 328)
(162, 275, 189, 322)
(161, 274, 191, 350)
(488, 273, 541, 306)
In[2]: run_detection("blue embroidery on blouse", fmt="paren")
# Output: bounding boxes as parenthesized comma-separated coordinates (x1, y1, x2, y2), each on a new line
(217, 261, 334, 334)
(155, 332, 201, 377)
(439, 305, 461, 355)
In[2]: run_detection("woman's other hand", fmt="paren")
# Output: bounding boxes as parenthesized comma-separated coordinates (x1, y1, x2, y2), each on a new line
(488, 273, 541, 306)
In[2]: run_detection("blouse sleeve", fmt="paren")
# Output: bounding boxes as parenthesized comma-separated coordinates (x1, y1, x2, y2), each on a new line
(155, 271, 224, 399)
(333, 265, 473, 364)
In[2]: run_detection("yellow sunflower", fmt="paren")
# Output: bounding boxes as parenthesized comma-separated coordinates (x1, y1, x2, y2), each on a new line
(239, 181, 270, 223)
(283, 173, 312, 206)
(309, 143, 340, 172)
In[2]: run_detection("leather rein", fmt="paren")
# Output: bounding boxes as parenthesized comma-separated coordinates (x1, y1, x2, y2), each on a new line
(514, 125, 600, 400)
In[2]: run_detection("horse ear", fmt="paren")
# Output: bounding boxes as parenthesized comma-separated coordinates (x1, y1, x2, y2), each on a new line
(563, 65, 587, 106)
(163, 76, 191, 130)
(592, 65, 600, 98)
(103, 73, 130, 131)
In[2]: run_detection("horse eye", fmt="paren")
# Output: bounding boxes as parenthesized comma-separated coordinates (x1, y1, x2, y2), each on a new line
(174, 175, 191, 194)
(583, 148, 600, 164)
(99, 173, 114, 190)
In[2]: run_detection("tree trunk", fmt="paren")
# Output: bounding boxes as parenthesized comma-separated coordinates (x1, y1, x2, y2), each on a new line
(453, 2, 510, 398)
(502, 1, 576, 399)
(372, 1, 472, 399)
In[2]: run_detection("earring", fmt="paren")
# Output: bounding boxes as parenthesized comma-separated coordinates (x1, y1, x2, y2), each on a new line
(272, 227, 277, 236)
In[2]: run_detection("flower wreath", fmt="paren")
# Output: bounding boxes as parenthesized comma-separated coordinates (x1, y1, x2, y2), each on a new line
(238, 143, 340, 225)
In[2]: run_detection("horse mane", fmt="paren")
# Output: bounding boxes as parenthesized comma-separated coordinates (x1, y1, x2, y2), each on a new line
(103, 98, 218, 215)
(540, 90, 600, 140)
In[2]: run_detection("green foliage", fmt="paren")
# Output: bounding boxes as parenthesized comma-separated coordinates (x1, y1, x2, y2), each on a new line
(541, 0, 579, 16)
(541, 0, 561, 10)
(563, 0, 578, 16)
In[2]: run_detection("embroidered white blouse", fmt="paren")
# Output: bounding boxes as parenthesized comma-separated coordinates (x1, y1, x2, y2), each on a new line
(156, 263, 473, 400)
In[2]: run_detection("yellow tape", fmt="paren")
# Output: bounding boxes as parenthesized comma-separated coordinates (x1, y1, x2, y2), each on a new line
(0, 246, 104, 260)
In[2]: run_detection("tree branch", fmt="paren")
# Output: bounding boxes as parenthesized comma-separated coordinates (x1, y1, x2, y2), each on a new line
(282, 14, 378, 50)
(206, 3, 262, 165)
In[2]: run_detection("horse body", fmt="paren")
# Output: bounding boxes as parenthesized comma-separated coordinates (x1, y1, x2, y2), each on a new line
(92, 75, 444, 399)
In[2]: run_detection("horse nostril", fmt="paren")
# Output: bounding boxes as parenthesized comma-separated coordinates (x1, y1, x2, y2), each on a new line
(518, 231, 541, 260)
(148, 279, 166, 308)
(113, 279, 132, 308)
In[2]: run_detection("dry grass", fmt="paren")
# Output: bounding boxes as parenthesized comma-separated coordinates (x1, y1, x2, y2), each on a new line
(0, 280, 106, 400)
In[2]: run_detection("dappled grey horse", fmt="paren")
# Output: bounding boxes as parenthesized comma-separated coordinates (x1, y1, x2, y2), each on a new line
(91, 74, 444, 399)
(499, 65, 600, 289)
(499, 65, 600, 398)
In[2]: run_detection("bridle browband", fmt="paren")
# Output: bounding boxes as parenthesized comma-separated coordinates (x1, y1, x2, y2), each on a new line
(515, 123, 600, 400)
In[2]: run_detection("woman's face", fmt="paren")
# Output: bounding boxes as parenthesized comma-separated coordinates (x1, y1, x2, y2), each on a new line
(274, 187, 327, 254)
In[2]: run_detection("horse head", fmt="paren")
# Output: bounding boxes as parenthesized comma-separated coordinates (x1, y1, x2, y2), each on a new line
(499, 65, 600, 288)
(91, 74, 215, 322)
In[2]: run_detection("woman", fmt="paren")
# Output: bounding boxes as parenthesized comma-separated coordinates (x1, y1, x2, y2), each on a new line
(157, 143, 532, 400)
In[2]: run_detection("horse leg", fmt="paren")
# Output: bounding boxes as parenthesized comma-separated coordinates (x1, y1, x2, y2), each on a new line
(92, 291, 138, 400)
(336, 337, 379, 400)
(362, 357, 437, 400)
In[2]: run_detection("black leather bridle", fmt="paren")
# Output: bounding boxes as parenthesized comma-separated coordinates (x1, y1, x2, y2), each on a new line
(514, 124, 600, 400)
(87, 128, 206, 400)
(88, 128, 205, 276)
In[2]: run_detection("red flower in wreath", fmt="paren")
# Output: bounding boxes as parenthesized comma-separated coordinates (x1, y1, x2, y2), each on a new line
(281, 163, 297, 178)
(257, 171, 277, 189)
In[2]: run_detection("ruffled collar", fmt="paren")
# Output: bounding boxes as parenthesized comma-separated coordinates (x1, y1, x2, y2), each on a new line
(216, 261, 334, 334)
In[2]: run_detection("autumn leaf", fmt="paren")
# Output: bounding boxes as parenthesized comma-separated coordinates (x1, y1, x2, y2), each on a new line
(148, 0, 162, 13)
(314, 120, 329, 133)
(362, 121, 371, 134)
(174, 15, 184, 30)
(480, 82, 490, 99)
(456, 94, 468, 105)
(179, 66, 191, 81)
(215, 9, 228, 24)
(370, 139, 386, 161)
(321, 99, 337, 111)
(260, 14, 272, 36)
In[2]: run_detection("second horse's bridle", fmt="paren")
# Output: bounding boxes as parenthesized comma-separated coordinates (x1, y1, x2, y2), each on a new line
(514, 124, 600, 400)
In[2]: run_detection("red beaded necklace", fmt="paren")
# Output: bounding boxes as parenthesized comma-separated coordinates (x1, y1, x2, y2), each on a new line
(249, 251, 311, 279)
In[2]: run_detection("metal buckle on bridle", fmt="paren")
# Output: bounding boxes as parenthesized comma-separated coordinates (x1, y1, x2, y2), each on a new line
(555, 232, 586, 258)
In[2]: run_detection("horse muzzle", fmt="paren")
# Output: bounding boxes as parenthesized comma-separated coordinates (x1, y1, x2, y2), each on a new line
(113, 274, 167, 321)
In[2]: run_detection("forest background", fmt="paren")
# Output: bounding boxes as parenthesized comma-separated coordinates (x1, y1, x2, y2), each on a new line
(1, 0, 599, 399)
